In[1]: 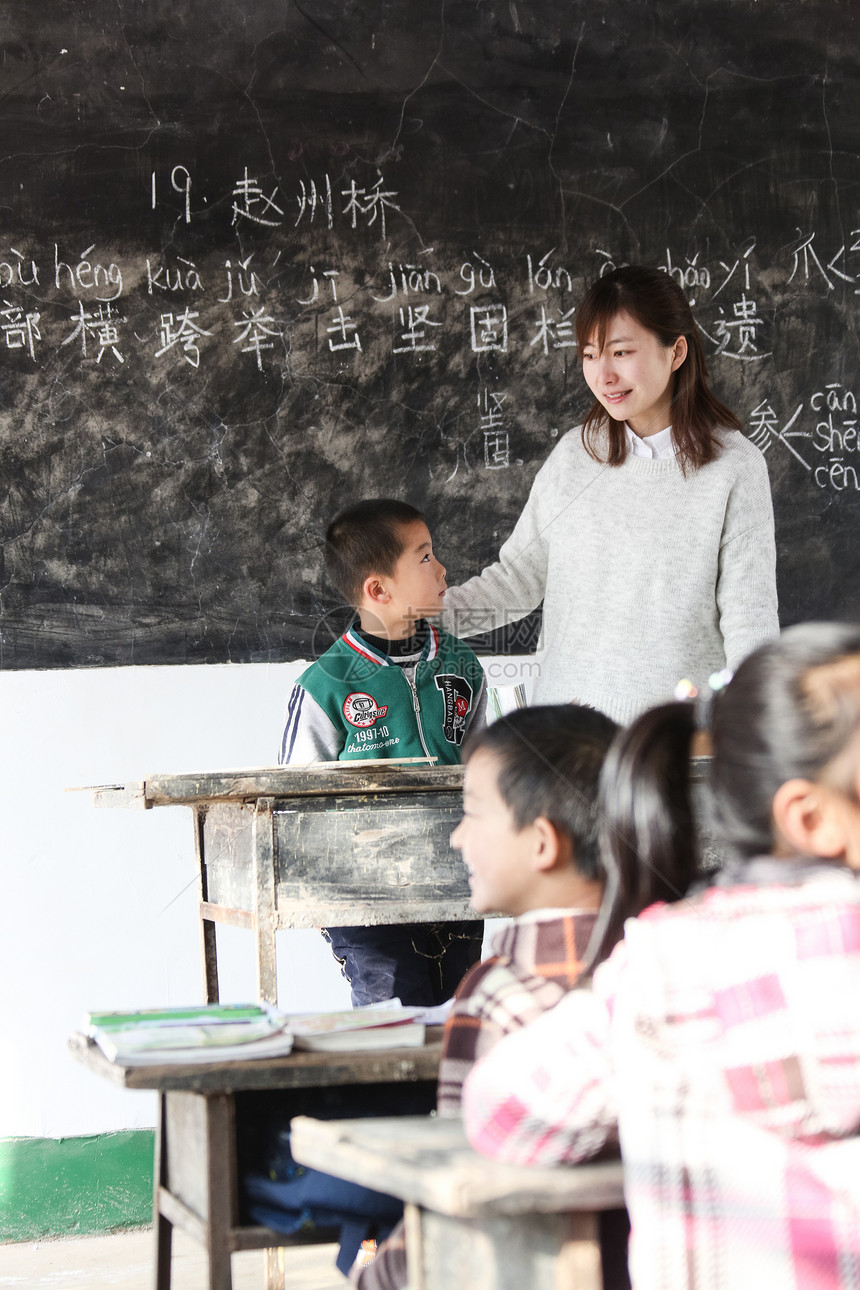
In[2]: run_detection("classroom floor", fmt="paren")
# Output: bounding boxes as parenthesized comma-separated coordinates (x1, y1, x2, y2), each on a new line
(0, 1228, 345, 1289)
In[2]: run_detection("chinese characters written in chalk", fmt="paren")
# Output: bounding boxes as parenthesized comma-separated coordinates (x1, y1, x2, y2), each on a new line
(747, 383, 860, 492)
(151, 165, 405, 241)
(478, 388, 510, 469)
(3, 226, 860, 431)
(0, 245, 577, 370)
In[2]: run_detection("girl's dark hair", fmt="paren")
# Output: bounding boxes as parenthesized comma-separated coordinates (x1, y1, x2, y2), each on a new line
(462, 704, 619, 882)
(586, 622, 860, 971)
(575, 265, 741, 473)
(585, 701, 700, 970)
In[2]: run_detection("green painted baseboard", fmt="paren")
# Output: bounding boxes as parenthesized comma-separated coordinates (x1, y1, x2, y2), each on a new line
(0, 1130, 155, 1241)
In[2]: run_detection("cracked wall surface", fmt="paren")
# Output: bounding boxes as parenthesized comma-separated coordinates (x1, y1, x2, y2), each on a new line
(0, 0, 858, 668)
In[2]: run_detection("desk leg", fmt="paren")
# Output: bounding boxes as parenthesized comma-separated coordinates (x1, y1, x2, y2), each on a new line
(201, 919, 220, 1004)
(252, 800, 278, 1004)
(404, 1204, 425, 1290)
(205, 1094, 237, 1290)
(153, 1095, 172, 1290)
(194, 806, 220, 1004)
(407, 1206, 603, 1290)
(157, 1091, 236, 1290)
(263, 1247, 287, 1290)
(557, 1214, 604, 1289)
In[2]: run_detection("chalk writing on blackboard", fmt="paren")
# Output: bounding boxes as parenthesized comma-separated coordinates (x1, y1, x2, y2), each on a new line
(295, 178, 334, 229)
(4, 164, 860, 507)
(748, 402, 809, 469)
(342, 178, 401, 238)
(0, 250, 39, 289)
(298, 267, 339, 305)
(371, 261, 443, 302)
(811, 385, 859, 492)
(457, 256, 497, 295)
(530, 304, 576, 355)
(219, 258, 263, 302)
(789, 231, 840, 291)
(662, 248, 714, 293)
(155, 311, 212, 368)
(471, 303, 508, 353)
(151, 167, 193, 223)
(3, 0, 859, 676)
(152, 166, 403, 239)
(0, 301, 40, 360)
(327, 305, 362, 354)
(235, 307, 282, 368)
(712, 295, 769, 361)
(393, 305, 440, 354)
(55, 245, 123, 300)
(479, 389, 510, 471)
(747, 386, 860, 492)
(147, 259, 205, 295)
(63, 302, 126, 364)
(526, 250, 574, 294)
(231, 169, 285, 228)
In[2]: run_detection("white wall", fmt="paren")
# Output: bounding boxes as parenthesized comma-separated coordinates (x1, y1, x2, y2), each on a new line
(0, 656, 532, 1139)
(0, 659, 332, 1138)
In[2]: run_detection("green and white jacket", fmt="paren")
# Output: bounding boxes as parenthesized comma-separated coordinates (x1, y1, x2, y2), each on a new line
(279, 622, 487, 764)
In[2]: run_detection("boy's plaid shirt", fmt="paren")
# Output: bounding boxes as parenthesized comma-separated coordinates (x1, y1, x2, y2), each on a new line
(463, 861, 860, 1290)
(352, 909, 597, 1290)
(436, 910, 598, 1116)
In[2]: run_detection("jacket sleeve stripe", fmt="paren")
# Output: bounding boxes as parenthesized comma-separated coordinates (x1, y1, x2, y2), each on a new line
(279, 684, 304, 765)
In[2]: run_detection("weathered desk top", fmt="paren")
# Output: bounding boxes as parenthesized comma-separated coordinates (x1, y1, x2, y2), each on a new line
(87, 755, 712, 809)
(88, 761, 466, 809)
(289, 1114, 625, 1219)
(68, 1030, 444, 1094)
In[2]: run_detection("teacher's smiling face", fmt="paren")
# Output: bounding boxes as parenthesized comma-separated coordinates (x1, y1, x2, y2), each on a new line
(580, 310, 687, 437)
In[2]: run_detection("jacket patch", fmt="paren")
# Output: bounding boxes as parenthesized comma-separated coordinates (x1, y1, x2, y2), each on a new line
(342, 692, 389, 728)
(434, 674, 473, 745)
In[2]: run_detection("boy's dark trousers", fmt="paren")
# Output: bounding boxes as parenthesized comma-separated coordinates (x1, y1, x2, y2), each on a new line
(322, 921, 484, 1007)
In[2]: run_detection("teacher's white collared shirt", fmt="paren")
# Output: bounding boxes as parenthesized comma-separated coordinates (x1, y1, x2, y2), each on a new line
(626, 424, 676, 459)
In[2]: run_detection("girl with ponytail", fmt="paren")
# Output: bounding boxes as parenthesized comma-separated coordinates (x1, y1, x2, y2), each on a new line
(464, 622, 860, 1290)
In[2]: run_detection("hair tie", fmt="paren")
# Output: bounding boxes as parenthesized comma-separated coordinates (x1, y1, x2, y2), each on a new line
(674, 669, 733, 731)
(673, 678, 698, 702)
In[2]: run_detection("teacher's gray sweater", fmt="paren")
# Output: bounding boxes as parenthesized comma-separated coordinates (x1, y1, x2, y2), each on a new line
(443, 426, 779, 726)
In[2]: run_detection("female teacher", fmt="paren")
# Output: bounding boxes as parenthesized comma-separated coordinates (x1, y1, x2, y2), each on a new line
(443, 265, 779, 725)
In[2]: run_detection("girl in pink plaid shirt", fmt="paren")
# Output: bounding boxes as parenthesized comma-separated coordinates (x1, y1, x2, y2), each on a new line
(464, 622, 860, 1290)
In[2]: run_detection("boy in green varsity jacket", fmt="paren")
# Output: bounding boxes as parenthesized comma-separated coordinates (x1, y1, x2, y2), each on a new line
(279, 498, 487, 1006)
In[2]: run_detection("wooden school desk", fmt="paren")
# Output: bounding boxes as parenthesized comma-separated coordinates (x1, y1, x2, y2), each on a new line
(90, 756, 716, 1006)
(68, 1029, 443, 1290)
(91, 762, 471, 1004)
(290, 1114, 626, 1290)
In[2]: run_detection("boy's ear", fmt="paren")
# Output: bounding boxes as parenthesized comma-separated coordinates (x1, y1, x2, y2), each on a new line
(362, 573, 390, 605)
(772, 778, 847, 859)
(532, 816, 563, 872)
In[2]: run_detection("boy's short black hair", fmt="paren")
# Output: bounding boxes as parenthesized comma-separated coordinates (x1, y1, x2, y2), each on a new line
(462, 704, 619, 881)
(324, 498, 426, 607)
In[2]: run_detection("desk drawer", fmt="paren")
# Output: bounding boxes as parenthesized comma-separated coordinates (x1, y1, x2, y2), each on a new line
(273, 791, 473, 927)
(198, 792, 475, 927)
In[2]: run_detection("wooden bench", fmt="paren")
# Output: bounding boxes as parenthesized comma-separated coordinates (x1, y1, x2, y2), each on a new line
(290, 1114, 626, 1290)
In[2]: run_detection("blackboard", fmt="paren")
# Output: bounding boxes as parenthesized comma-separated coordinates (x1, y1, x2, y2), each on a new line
(0, 0, 858, 669)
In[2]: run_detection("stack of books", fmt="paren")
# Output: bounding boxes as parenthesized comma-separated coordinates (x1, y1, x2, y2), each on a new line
(83, 998, 431, 1066)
